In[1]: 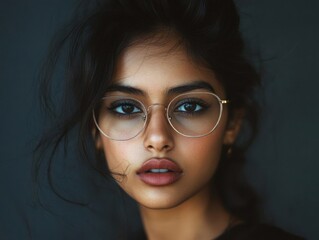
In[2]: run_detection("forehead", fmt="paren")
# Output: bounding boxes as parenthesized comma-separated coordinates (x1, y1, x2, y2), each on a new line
(112, 39, 225, 99)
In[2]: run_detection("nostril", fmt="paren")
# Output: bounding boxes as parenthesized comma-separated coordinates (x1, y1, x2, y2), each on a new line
(146, 143, 172, 152)
(163, 145, 170, 150)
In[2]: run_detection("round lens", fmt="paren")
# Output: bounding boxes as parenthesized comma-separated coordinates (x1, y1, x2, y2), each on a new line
(167, 92, 222, 137)
(93, 96, 147, 140)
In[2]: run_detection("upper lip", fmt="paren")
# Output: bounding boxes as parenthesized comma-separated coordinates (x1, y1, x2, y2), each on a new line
(136, 158, 182, 174)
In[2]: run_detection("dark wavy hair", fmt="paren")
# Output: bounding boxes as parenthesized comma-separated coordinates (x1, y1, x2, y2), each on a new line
(34, 0, 261, 230)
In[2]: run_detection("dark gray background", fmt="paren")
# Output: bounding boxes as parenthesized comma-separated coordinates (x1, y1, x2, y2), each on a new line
(0, 0, 318, 239)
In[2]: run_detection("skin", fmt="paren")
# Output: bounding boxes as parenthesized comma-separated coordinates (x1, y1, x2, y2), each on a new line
(95, 36, 242, 240)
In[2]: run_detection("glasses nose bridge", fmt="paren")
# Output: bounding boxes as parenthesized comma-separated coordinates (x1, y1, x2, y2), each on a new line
(147, 103, 167, 112)
(146, 103, 169, 120)
(142, 103, 171, 138)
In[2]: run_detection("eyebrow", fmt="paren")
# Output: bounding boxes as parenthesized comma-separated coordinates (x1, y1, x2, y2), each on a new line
(105, 84, 145, 95)
(167, 80, 215, 94)
(105, 80, 215, 96)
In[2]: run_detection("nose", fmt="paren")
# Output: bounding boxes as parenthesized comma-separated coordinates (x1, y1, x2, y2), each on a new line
(143, 104, 174, 153)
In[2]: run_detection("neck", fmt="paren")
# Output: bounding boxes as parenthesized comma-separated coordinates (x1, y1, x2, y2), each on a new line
(139, 186, 232, 240)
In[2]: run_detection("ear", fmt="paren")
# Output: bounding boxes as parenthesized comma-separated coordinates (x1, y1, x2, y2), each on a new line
(223, 109, 245, 145)
(92, 128, 104, 150)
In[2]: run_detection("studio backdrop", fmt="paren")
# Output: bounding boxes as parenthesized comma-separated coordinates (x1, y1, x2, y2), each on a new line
(0, 0, 318, 239)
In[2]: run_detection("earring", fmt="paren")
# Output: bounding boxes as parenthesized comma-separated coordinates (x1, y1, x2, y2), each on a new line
(227, 146, 233, 158)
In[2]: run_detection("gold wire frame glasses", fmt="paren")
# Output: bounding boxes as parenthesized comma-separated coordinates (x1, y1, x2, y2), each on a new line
(93, 92, 229, 141)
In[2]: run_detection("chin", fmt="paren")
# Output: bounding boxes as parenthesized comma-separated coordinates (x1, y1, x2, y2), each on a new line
(132, 189, 192, 210)
(138, 199, 184, 210)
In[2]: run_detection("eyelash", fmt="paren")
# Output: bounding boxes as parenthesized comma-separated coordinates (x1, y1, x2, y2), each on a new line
(174, 99, 209, 114)
(104, 97, 210, 118)
(108, 100, 143, 116)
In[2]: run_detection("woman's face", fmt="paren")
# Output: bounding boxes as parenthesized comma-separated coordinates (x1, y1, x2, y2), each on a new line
(96, 38, 240, 209)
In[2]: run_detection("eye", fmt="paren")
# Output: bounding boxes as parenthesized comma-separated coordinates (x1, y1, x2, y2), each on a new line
(113, 104, 141, 114)
(176, 102, 202, 112)
(174, 99, 207, 113)
(109, 100, 143, 115)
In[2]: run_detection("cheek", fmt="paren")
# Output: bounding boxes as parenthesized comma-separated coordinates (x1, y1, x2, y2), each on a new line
(177, 129, 225, 180)
(101, 141, 132, 174)
(181, 123, 225, 158)
(100, 139, 144, 178)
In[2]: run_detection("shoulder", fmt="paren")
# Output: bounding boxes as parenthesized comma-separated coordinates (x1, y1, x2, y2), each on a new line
(217, 223, 305, 240)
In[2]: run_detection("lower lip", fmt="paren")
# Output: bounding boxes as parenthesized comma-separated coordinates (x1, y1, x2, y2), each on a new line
(138, 172, 182, 186)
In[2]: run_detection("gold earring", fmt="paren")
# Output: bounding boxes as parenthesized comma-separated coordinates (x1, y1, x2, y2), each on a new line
(227, 146, 232, 158)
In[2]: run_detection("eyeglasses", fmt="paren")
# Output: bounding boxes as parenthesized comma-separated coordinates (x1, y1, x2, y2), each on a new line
(93, 92, 229, 141)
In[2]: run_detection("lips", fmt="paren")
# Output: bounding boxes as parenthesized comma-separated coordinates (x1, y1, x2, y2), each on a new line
(136, 158, 183, 186)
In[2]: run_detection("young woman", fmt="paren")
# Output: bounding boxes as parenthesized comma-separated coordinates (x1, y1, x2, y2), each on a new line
(35, 0, 304, 239)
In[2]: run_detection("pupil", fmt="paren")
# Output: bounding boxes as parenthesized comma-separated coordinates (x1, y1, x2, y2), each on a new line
(123, 105, 134, 113)
(185, 103, 196, 112)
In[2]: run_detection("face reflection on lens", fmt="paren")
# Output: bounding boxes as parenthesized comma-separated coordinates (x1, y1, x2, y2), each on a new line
(93, 92, 228, 140)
